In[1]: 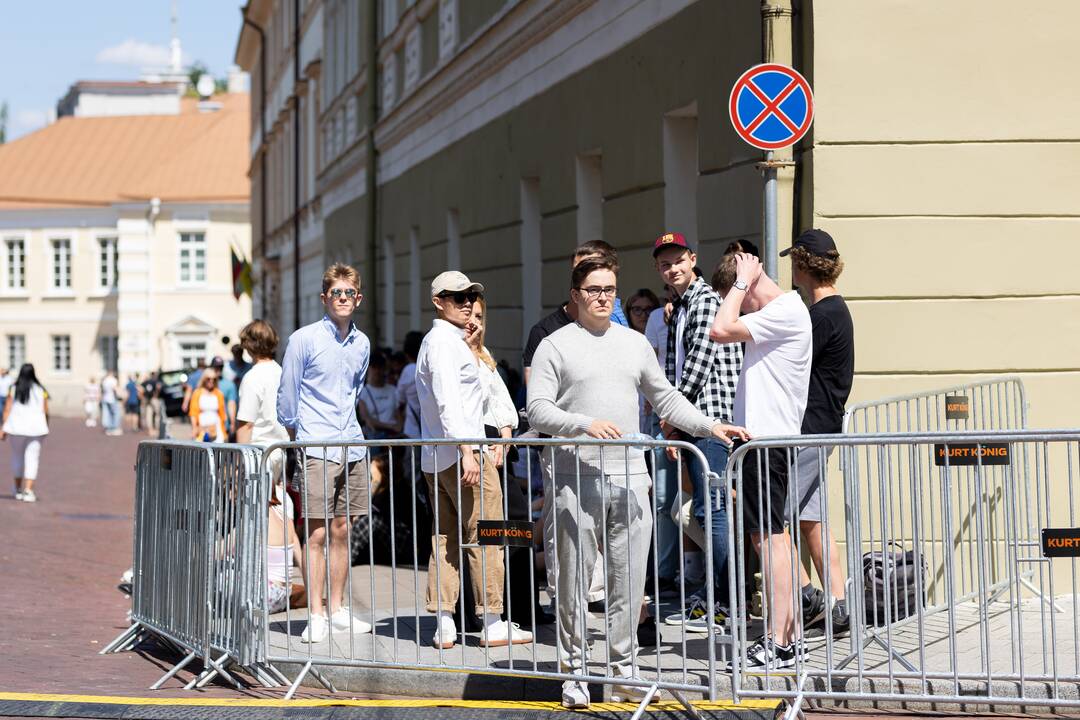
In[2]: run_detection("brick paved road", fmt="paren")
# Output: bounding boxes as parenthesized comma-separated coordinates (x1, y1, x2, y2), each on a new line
(0, 417, 333, 698)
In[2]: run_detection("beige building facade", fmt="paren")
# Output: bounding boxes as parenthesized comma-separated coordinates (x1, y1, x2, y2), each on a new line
(236, 0, 1079, 428)
(0, 94, 252, 413)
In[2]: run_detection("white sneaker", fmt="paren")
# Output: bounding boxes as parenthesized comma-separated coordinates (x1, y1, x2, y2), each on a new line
(561, 680, 589, 709)
(479, 620, 533, 647)
(611, 672, 657, 703)
(330, 606, 373, 634)
(21, 490, 36, 503)
(431, 614, 457, 650)
(14, 490, 23, 501)
(301, 613, 328, 643)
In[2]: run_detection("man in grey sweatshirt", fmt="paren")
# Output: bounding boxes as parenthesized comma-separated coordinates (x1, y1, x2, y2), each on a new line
(527, 256, 749, 708)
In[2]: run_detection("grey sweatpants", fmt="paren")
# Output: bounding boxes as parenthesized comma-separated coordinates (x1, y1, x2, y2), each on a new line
(552, 471, 652, 674)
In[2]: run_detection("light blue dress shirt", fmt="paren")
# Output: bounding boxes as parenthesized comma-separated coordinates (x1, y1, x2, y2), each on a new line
(277, 315, 370, 462)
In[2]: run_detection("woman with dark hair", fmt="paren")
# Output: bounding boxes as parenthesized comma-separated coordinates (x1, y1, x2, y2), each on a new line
(625, 288, 660, 335)
(1, 363, 50, 502)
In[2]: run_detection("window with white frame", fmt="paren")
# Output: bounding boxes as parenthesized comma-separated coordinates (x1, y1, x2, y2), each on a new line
(7, 334, 25, 369)
(100, 335, 118, 373)
(98, 237, 118, 290)
(178, 232, 207, 284)
(4, 238, 25, 290)
(438, 0, 458, 62)
(179, 341, 207, 370)
(52, 334, 71, 373)
(382, 0, 399, 39)
(51, 238, 72, 290)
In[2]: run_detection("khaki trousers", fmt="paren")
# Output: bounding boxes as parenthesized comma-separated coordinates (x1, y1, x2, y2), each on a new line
(425, 452, 505, 616)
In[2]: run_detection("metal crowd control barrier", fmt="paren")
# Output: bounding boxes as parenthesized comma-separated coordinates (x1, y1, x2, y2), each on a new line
(725, 430, 1080, 718)
(101, 441, 280, 690)
(843, 376, 1028, 434)
(256, 437, 725, 716)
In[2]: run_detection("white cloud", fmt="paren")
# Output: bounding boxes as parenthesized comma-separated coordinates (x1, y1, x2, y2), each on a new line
(13, 109, 49, 133)
(96, 39, 174, 68)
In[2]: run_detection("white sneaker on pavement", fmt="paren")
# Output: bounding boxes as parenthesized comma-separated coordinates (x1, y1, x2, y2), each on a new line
(330, 607, 373, 634)
(14, 490, 23, 501)
(610, 670, 657, 704)
(479, 620, 533, 647)
(431, 614, 457, 650)
(561, 680, 589, 709)
(301, 613, 329, 643)
(21, 490, 36, 503)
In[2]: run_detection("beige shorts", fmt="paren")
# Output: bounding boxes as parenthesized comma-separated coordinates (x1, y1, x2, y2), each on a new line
(301, 455, 370, 519)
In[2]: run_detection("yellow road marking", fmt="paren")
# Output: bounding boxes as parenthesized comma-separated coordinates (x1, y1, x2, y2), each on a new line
(0, 691, 778, 711)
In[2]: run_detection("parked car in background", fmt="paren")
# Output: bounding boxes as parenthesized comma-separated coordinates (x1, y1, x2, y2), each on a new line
(159, 369, 191, 418)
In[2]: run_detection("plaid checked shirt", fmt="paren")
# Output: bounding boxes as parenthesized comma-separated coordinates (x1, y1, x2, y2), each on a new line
(665, 277, 742, 422)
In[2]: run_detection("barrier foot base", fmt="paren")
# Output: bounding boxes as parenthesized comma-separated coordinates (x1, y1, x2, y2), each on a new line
(100, 623, 142, 655)
(284, 661, 313, 700)
(836, 631, 917, 673)
(149, 651, 196, 690)
(627, 684, 659, 720)
(670, 689, 704, 720)
(309, 666, 337, 694)
(1020, 577, 1066, 613)
(184, 653, 241, 690)
(248, 663, 282, 688)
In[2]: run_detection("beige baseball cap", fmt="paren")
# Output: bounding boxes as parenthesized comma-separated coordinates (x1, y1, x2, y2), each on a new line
(430, 270, 484, 298)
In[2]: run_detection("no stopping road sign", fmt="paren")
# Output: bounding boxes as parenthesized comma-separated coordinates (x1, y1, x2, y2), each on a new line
(729, 63, 814, 150)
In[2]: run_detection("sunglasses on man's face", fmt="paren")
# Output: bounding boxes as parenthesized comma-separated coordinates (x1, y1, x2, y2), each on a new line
(327, 288, 358, 299)
(438, 291, 481, 305)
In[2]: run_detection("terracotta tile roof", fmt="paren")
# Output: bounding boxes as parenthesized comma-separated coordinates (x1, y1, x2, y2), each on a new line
(0, 93, 250, 209)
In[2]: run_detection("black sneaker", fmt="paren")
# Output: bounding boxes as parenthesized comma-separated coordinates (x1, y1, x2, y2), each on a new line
(830, 599, 851, 635)
(636, 616, 658, 647)
(730, 636, 798, 672)
(801, 587, 827, 627)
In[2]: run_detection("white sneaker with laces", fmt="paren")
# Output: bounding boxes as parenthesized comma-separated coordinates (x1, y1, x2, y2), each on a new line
(301, 613, 329, 643)
(14, 490, 24, 501)
(480, 620, 533, 647)
(431, 614, 457, 650)
(21, 490, 36, 503)
(330, 607, 373, 634)
(610, 670, 657, 703)
(561, 680, 589, 709)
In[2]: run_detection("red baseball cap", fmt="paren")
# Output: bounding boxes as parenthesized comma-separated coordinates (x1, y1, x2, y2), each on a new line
(652, 232, 694, 257)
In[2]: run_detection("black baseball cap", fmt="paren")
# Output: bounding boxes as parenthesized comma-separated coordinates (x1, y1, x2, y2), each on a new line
(779, 229, 837, 257)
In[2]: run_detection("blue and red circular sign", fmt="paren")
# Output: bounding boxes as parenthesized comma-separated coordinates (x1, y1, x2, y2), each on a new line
(729, 64, 814, 150)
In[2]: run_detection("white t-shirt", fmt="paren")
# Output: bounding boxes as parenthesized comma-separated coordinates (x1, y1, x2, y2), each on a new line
(101, 375, 118, 403)
(0, 374, 13, 399)
(237, 361, 290, 447)
(733, 291, 812, 436)
(2, 384, 49, 437)
(360, 383, 398, 427)
(644, 307, 668, 369)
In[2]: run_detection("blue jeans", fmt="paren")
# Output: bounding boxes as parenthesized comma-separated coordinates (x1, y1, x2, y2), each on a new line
(687, 437, 729, 604)
(652, 428, 681, 582)
(102, 400, 120, 431)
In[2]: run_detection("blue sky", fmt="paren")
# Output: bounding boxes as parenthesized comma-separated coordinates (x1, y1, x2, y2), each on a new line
(1, 0, 245, 140)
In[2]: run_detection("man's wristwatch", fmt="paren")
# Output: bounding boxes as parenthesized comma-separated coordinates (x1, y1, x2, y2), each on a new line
(732, 279, 749, 292)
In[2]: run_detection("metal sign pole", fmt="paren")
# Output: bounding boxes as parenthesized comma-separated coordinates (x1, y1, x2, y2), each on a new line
(763, 150, 778, 280)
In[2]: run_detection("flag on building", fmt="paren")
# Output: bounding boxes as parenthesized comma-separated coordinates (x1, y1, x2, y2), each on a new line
(231, 246, 252, 300)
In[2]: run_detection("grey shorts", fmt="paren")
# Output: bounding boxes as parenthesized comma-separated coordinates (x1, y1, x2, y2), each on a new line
(302, 455, 370, 519)
(785, 446, 834, 523)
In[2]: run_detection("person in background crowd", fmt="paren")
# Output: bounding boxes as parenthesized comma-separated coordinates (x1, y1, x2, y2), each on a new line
(211, 356, 239, 442)
(387, 351, 406, 388)
(1, 363, 50, 503)
(223, 343, 252, 387)
(527, 256, 749, 708)
(625, 288, 660, 433)
(0, 368, 11, 419)
(416, 271, 532, 651)
(236, 319, 291, 482)
(189, 369, 226, 442)
(278, 263, 374, 643)
(181, 358, 207, 415)
(654, 232, 743, 633)
(83, 376, 101, 428)
(712, 250, 812, 670)
(141, 372, 163, 437)
(396, 331, 424, 440)
(123, 375, 142, 432)
(101, 371, 122, 437)
(357, 351, 402, 441)
(782, 229, 854, 635)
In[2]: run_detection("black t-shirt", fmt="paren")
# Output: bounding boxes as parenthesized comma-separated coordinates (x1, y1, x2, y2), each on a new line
(801, 295, 855, 435)
(522, 305, 573, 368)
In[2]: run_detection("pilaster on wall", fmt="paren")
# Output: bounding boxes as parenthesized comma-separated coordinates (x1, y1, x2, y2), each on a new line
(116, 216, 152, 374)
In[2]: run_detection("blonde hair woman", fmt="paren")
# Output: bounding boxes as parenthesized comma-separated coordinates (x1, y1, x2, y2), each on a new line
(466, 297, 518, 467)
(189, 368, 227, 442)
